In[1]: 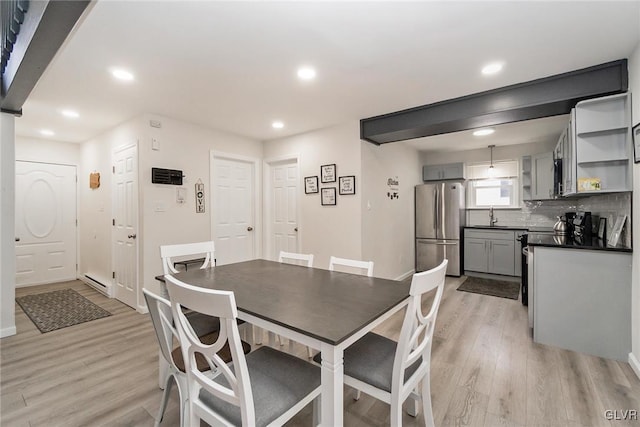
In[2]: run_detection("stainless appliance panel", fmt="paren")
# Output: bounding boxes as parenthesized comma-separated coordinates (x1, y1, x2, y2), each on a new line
(416, 239, 444, 273)
(415, 184, 438, 239)
(442, 240, 461, 276)
(441, 182, 464, 240)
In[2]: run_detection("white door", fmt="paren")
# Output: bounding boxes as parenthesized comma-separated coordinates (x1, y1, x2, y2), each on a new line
(15, 161, 77, 286)
(113, 144, 138, 309)
(268, 159, 299, 260)
(212, 156, 255, 265)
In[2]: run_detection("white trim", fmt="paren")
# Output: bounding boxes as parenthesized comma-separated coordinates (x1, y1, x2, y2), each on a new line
(210, 151, 262, 261)
(394, 269, 415, 282)
(0, 326, 16, 338)
(263, 154, 301, 261)
(629, 352, 640, 380)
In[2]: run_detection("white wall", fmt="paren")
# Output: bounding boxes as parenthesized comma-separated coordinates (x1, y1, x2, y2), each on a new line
(263, 122, 363, 271)
(79, 114, 263, 309)
(0, 113, 16, 337)
(15, 137, 80, 165)
(361, 141, 422, 279)
(629, 42, 640, 378)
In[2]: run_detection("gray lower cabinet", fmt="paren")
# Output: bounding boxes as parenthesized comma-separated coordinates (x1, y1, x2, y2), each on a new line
(464, 229, 516, 276)
(532, 246, 631, 361)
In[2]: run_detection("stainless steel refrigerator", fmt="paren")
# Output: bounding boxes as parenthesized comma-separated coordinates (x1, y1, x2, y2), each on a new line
(415, 182, 465, 276)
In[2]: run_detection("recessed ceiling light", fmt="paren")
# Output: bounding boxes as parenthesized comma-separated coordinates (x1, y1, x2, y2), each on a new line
(61, 109, 79, 118)
(40, 129, 55, 136)
(473, 128, 495, 137)
(111, 68, 135, 81)
(272, 121, 284, 129)
(297, 66, 316, 81)
(482, 62, 504, 75)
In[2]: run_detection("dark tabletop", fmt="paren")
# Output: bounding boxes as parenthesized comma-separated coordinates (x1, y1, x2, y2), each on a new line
(157, 259, 410, 346)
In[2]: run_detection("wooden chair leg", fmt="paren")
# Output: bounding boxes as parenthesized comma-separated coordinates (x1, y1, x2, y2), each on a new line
(422, 375, 435, 427)
(156, 375, 174, 426)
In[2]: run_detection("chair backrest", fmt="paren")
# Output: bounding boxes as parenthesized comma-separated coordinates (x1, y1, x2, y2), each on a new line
(143, 288, 180, 372)
(391, 259, 448, 397)
(329, 256, 374, 277)
(278, 251, 314, 267)
(160, 241, 215, 274)
(164, 275, 255, 425)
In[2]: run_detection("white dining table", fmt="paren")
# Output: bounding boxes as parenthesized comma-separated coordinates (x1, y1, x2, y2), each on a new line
(158, 259, 410, 426)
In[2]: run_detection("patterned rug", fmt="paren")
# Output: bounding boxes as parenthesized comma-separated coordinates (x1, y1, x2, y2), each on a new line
(16, 289, 112, 333)
(457, 276, 520, 300)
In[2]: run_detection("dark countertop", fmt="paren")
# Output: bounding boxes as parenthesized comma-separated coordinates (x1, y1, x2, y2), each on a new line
(465, 225, 553, 232)
(527, 232, 632, 253)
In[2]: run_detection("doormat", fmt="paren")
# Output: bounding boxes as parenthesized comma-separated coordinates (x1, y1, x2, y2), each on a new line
(457, 276, 520, 300)
(16, 289, 112, 333)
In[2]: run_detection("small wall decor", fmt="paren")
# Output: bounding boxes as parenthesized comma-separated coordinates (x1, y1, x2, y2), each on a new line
(339, 175, 356, 195)
(387, 176, 399, 200)
(321, 164, 336, 183)
(633, 123, 640, 163)
(89, 172, 100, 189)
(304, 176, 319, 194)
(195, 179, 205, 213)
(321, 187, 337, 206)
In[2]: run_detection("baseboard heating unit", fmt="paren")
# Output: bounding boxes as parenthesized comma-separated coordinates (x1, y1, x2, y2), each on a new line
(82, 274, 113, 298)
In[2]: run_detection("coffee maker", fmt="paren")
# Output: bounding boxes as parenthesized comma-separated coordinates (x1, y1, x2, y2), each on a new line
(572, 211, 592, 240)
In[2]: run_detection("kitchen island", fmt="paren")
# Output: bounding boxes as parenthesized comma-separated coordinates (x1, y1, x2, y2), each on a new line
(528, 235, 632, 361)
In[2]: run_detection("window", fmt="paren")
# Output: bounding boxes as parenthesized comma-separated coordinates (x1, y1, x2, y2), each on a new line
(467, 160, 519, 208)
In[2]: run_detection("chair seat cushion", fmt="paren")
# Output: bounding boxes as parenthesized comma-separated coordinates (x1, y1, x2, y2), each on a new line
(199, 346, 320, 427)
(184, 311, 220, 336)
(171, 332, 251, 373)
(313, 332, 421, 393)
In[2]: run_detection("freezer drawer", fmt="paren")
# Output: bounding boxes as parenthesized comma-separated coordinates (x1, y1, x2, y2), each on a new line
(416, 239, 460, 276)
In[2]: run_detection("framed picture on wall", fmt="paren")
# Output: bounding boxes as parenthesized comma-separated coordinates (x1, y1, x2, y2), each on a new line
(304, 176, 319, 194)
(321, 187, 336, 206)
(339, 176, 356, 195)
(320, 164, 336, 183)
(633, 123, 640, 163)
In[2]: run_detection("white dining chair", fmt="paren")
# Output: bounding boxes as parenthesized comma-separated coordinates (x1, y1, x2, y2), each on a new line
(278, 250, 314, 267)
(277, 250, 315, 356)
(315, 259, 447, 427)
(329, 256, 374, 277)
(164, 275, 321, 427)
(160, 241, 216, 275)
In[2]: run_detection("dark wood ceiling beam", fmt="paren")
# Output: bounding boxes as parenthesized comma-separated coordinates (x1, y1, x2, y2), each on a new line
(360, 59, 628, 145)
(1, 0, 91, 114)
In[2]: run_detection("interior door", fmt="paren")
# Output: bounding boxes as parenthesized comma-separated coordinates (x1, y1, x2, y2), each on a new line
(212, 156, 255, 265)
(269, 159, 298, 260)
(15, 161, 77, 286)
(113, 144, 138, 309)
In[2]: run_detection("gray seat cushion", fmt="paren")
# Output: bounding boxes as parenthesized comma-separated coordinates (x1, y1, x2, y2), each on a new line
(313, 332, 421, 393)
(199, 346, 320, 427)
(184, 311, 220, 336)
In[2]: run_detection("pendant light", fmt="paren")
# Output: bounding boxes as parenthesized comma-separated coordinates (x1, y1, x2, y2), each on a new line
(488, 145, 496, 177)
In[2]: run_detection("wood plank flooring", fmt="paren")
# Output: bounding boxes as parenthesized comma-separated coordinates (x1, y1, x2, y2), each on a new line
(1, 277, 639, 426)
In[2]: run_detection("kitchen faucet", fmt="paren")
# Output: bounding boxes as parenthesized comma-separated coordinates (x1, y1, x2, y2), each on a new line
(489, 206, 498, 226)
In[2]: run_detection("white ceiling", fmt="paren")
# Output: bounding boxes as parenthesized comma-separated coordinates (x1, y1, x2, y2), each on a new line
(15, 1, 640, 152)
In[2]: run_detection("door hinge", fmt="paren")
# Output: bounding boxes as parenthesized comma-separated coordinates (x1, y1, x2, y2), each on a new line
(76, 219, 78, 226)
(112, 166, 115, 174)
(112, 271, 116, 279)
(75, 175, 78, 183)
(76, 263, 78, 271)
(112, 219, 115, 226)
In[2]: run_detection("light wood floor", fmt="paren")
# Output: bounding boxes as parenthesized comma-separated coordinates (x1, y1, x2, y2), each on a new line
(2, 277, 639, 427)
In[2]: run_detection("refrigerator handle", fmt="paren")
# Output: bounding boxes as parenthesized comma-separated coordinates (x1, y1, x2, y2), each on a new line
(433, 187, 438, 231)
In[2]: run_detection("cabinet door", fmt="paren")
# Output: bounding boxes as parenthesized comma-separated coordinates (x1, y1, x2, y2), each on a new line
(489, 239, 515, 276)
(532, 152, 554, 199)
(464, 238, 488, 273)
(423, 165, 442, 182)
(441, 163, 464, 180)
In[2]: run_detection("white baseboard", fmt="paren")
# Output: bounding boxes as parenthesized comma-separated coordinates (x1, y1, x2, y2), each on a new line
(1, 326, 16, 338)
(629, 352, 640, 380)
(395, 269, 415, 281)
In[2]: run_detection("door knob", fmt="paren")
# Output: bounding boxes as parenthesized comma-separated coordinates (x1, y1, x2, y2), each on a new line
(294, 227, 298, 232)
(15, 237, 20, 242)
(127, 234, 137, 239)
(247, 226, 253, 231)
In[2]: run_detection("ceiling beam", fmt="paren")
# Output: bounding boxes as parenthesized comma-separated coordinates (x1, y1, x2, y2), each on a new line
(360, 59, 628, 145)
(1, 0, 91, 113)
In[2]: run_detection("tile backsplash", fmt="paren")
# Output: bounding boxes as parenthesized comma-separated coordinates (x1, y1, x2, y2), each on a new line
(467, 193, 631, 247)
